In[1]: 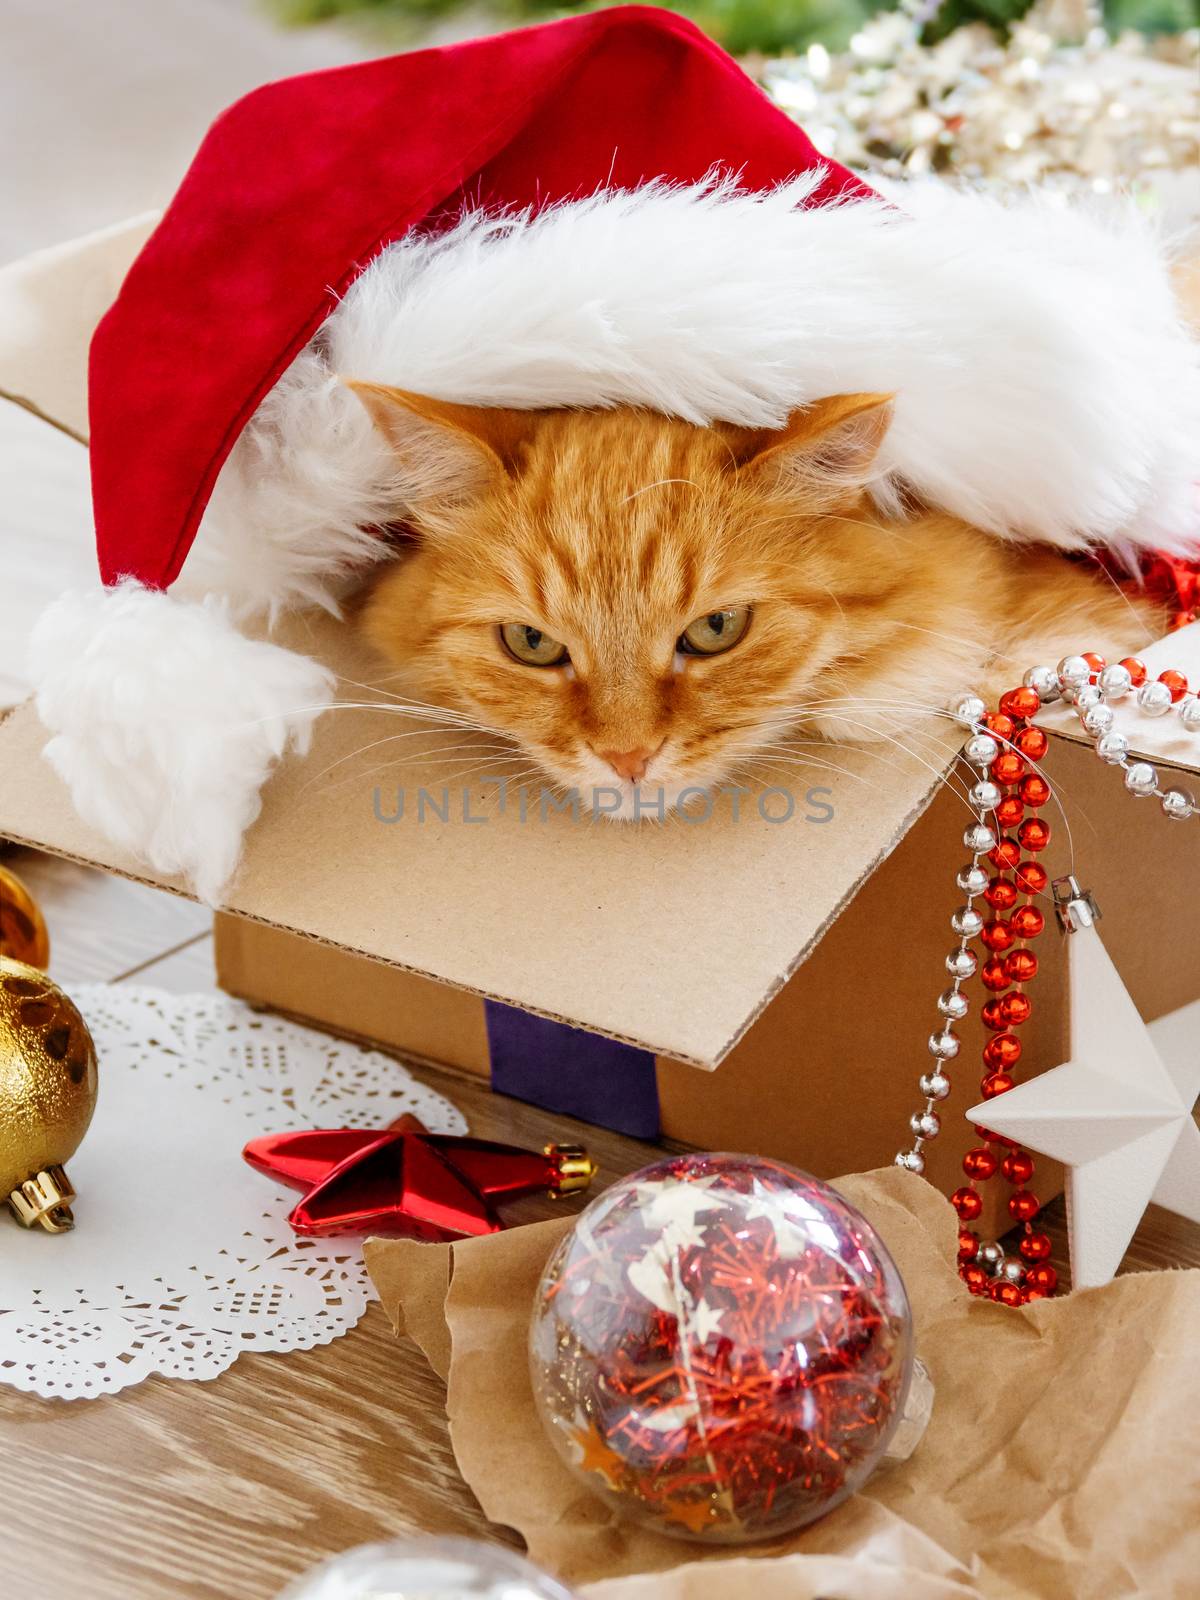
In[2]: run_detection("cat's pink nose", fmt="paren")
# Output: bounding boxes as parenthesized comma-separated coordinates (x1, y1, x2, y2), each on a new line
(599, 745, 657, 784)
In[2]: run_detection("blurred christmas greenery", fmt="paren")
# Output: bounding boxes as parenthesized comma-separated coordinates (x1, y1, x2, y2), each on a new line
(273, 0, 1198, 54)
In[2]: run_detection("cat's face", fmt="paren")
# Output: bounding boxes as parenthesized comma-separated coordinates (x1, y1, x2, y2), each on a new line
(352, 386, 950, 812)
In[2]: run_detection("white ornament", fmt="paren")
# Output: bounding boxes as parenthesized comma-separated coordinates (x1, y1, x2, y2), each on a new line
(685, 1296, 729, 1345)
(966, 921, 1200, 1290)
(633, 1176, 723, 1239)
(638, 1398, 702, 1432)
(742, 1181, 821, 1257)
(625, 1246, 678, 1314)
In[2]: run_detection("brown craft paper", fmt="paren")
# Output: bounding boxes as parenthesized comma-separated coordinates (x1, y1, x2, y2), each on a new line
(579, 1513, 980, 1600)
(366, 1168, 1200, 1599)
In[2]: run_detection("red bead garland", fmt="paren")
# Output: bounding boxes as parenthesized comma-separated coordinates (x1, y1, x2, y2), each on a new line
(954, 677, 1053, 1304)
(1158, 669, 1188, 703)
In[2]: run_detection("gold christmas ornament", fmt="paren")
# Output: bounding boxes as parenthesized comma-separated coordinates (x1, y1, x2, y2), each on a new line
(0, 863, 50, 970)
(0, 957, 98, 1232)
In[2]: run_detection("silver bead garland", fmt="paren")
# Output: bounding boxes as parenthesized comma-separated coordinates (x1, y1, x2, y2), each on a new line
(1058, 655, 1199, 821)
(894, 720, 1003, 1182)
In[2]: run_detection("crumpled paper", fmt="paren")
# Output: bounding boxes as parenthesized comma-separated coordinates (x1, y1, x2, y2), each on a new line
(365, 1169, 1200, 1599)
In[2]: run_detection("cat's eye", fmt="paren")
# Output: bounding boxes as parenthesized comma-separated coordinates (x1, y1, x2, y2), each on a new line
(500, 622, 569, 667)
(678, 607, 751, 656)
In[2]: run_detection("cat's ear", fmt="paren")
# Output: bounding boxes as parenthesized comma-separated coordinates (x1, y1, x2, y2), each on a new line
(728, 393, 894, 507)
(343, 381, 539, 507)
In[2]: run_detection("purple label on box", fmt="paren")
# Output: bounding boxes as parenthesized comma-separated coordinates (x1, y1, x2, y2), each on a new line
(483, 1000, 661, 1140)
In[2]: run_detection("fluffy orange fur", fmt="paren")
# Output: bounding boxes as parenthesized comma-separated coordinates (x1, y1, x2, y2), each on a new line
(349, 384, 1164, 810)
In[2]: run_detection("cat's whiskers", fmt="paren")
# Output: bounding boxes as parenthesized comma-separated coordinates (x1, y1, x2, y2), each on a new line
(320, 747, 529, 798)
(333, 671, 507, 730)
(764, 705, 974, 809)
(752, 698, 966, 763)
(747, 734, 932, 790)
(1082, 561, 1159, 648)
(243, 699, 490, 737)
(742, 744, 880, 790)
(708, 707, 958, 802)
(301, 728, 515, 792)
(738, 758, 877, 797)
(752, 700, 960, 748)
(780, 692, 1082, 871)
(880, 617, 1026, 669)
(819, 509, 919, 546)
(617, 477, 700, 506)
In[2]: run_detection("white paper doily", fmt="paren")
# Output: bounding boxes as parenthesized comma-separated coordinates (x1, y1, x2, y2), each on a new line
(0, 985, 466, 1400)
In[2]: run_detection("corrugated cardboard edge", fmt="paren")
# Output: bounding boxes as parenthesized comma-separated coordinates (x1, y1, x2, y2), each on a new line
(707, 767, 952, 1065)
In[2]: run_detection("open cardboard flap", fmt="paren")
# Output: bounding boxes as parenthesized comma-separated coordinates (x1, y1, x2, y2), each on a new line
(2, 219, 1199, 1071)
(0, 619, 958, 1065)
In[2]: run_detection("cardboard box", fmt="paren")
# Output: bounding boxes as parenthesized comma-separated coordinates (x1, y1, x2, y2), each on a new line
(3, 218, 1200, 1240)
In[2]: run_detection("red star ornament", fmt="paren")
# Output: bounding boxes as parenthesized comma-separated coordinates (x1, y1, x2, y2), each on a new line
(243, 1114, 596, 1238)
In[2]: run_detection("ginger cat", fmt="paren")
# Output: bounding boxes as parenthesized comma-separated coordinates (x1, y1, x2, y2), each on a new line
(349, 383, 1163, 811)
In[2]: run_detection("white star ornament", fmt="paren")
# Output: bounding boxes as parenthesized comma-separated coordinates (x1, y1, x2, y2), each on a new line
(966, 919, 1200, 1289)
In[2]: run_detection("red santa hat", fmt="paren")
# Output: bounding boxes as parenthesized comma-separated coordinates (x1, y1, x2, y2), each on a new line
(28, 5, 1200, 903)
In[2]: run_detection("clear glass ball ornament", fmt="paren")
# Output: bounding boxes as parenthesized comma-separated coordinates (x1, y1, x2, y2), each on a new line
(529, 1153, 917, 1544)
(277, 1538, 578, 1600)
